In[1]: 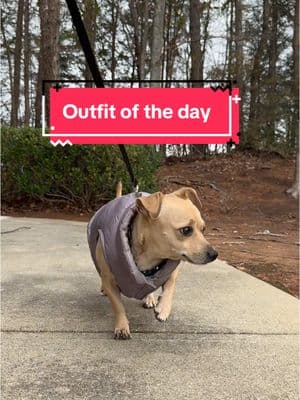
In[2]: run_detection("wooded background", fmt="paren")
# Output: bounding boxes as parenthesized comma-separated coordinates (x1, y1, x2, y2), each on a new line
(1, 0, 299, 154)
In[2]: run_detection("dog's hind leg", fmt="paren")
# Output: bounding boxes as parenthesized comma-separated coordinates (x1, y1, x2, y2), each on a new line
(100, 283, 107, 296)
(102, 277, 131, 339)
(95, 238, 131, 339)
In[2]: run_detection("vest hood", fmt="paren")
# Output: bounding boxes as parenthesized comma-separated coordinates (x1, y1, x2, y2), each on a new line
(87, 192, 180, 300)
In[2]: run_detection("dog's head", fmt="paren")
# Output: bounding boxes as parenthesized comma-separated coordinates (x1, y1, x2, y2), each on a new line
(136, 188, 218, 264)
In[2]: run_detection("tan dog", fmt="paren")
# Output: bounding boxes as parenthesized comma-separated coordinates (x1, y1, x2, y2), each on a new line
(94, 184, 218, 339)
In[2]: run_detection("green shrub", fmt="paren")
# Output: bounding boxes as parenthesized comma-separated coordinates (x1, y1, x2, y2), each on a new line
(1, 128, 161, 210)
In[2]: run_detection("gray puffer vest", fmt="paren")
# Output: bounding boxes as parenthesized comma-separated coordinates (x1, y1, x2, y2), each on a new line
(87, 192, 180, 300)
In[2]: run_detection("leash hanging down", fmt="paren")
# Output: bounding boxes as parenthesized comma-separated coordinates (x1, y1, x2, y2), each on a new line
(65, 0, 138, 191)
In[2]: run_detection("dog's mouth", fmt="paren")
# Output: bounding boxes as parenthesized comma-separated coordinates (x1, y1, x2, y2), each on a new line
(181, 254, 198, 264)
(181, 253, 218, 265)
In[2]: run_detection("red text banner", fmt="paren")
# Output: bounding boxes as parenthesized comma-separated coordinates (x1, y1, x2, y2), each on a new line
(48, 87, 240, 145)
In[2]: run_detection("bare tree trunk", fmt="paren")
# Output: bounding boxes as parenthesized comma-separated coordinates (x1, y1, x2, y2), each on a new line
(128, 1, 149, 82)
(189, 0, 201, 85)
(189, 0, 208, 156)
(11, 0, 24, 126)
(234, 0, 243, 136)
(286, 151, 299, 199)
(34, 46, 42, 127)
(247, 0, 271, 148)
(128, 1, 140, 80)
(1, 13, 14, 102)
(110, 0, 119, 85)
(162, 0, 171, 83)
(35, 0, 60, 127)
(24, 0, 30, 125)
(150, 0, 166, 86)
(227, 0, 234, 79)
(199, 2, 210, 80)
(287, 0, 299, 199)
(290, 0, 299, 149)
(265, 1, 278, 143)
(83, 0, 97, 87)
(163, 0, 186, 86)
(226, 0, 237, 152)
(140, 1, 149, 81)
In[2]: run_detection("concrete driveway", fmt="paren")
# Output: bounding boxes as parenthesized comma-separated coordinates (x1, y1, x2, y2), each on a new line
(1, 217, 299, 400)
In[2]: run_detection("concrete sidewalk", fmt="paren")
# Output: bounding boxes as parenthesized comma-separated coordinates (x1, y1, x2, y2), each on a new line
(1, 217, 299, 400)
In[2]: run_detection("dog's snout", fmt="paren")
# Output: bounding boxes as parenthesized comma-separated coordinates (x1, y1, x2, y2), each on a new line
(206, 246, 218, 262)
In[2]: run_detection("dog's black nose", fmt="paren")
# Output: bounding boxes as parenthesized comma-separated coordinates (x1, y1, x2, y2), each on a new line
(206, 246, 218, 262)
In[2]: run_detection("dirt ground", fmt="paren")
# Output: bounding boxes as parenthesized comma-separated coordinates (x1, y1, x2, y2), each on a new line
(158, 152, 299, 297)
(2, 152, 299, 297)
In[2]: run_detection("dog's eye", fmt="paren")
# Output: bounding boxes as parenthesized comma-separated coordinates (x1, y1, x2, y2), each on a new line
(179, 226, 193, 237)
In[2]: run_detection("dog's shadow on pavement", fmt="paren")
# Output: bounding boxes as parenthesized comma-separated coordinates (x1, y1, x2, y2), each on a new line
(2, 272, 230, 334)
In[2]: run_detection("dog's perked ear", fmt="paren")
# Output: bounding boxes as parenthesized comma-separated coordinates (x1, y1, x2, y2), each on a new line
(173, 187, 202, 210)
(136, 192, 163, 219)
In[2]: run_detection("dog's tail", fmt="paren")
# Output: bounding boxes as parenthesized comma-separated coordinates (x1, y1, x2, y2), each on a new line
(116, 181, 123, 197)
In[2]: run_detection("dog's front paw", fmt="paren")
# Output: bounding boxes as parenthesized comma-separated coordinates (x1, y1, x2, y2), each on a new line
(114, 322, 131, 340)
(114, 328, 131, 340)
(143, 293, 157, 309)
(154, 301, 171, 322)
